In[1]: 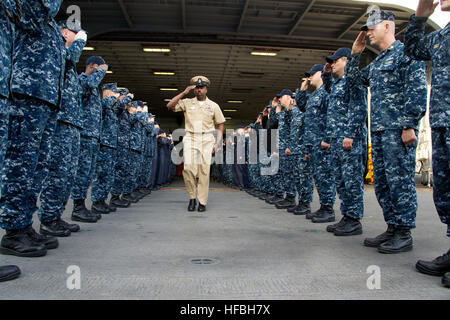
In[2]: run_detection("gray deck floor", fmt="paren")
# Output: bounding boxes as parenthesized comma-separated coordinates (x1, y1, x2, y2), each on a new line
(1, 178, 448, 299)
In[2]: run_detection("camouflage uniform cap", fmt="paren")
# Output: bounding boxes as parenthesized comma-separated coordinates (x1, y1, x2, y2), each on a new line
(102, 83, 120, 92)
(361, 9, 395, 31)
(58, 19, 82, 33)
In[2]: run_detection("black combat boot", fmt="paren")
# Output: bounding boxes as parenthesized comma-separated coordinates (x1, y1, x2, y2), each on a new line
(293, 202, 311, 216)
(198, 203, 206, 212)
(0, 265, 21, 282)
(287, 204, 299, 213)
(72, 199, 98, 223)
(416, 249, 450, 276)
(442, 273, 450, 288)
(106, 202, 117, 212)
(275, 194, 296, 209)
(266, 194, 284, 205)
(326, 216, 347, 233)
(132, 189, 146, 200)
(0, 228, 47, 257)
(55, 218, 80, 232)
(122, 193, 139, 203)
(333, 215, 363, 236)
(39, 219, 71, 238)
(259, 193, 271, 200)
(25, 225, 59, 249)
(92, 200, 111, 215)
(364, 224, 395, 247)
(306, 204, 326, 220)
(311, 205, 335, 223)
(139, 187, 152, 196)
(377, 228, 413, 254)
(264, 194, 278, 203)
(110, 195, 130, 208)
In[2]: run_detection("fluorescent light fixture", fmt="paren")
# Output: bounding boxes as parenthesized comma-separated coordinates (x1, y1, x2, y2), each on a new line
(251, 51, 277, 56)
(117, 87, 127, 90)
(106, 71, 113, 74)
(164, 99, 172, 102)
(224, 109, 237, 112)
(160, 88, 178, 91)
(225, 117, 232, 120)
(143, 48, 171, 53)
(83, 47, 95, 51)
(227, 100, 243, 104)
(153, 71, 175, 76)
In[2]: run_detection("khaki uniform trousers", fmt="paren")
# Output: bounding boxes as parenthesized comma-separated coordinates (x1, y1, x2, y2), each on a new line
(183, 132, 215, 205)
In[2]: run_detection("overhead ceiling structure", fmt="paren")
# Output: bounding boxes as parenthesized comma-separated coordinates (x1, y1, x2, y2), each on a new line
(58, 0, 440, 129)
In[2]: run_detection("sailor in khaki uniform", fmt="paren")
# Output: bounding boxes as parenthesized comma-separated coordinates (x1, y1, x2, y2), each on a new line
(167, 76, 225, 212)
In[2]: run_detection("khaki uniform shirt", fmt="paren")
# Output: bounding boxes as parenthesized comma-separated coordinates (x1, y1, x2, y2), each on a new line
(175, 97, 226, 134)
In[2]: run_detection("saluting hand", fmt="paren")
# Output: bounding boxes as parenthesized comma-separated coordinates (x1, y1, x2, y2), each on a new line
(324, 63, 333, 73)
(416, 0, 439, 18)
(184, 85, 196, 95)
(352, 31, 367, 54)
(74, 30, 88, 42)
(300, 79, 309, 91)
(98, 64, 109, 71)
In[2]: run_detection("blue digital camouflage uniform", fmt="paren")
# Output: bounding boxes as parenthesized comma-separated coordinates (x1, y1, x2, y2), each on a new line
(0, 2, 15, 170)
(154, 135, 163, 187)
(71, 68, 107, 200)
(304, 87, 336, 207)
(138, 117, 155, 189)
(256, 113, 274, 194)
(38, 36, 86, 223)
(157, 136, 170, 186)
(322, 70, 368, 220)
(266, 107, 283, 196)
(111, 95, 133, 196)
(91, 96, 120, 202)
(132, 110, 146, 190)
(404, 15, 450, 236)
(128, 108, 145, 192)
(347, 40, 427, 230)
(168, 141, 175, 182)
(149, 126, 161, 189)
(223, 136, 233, 185)
(289, 94, 313, 205)
(277, 107, 296, 198)
(251, 123, 264, 192)
(146, 120, 157, 188)
(0, 0, 65, 230)
(247, 126, 258, 189)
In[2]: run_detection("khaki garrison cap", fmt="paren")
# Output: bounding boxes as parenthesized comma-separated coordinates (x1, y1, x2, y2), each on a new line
(190, 75, 210, 87)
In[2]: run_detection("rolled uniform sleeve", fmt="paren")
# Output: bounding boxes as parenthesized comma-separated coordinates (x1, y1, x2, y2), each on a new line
(400, 58, 427, 128)
(80, 69, 106, 89)
(345, 86, 368, 139)
(347, 54, 370, 89)
(175, 99, 187, 112)
(404, 14, 433, 61)
(213, 104, 226, 125)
